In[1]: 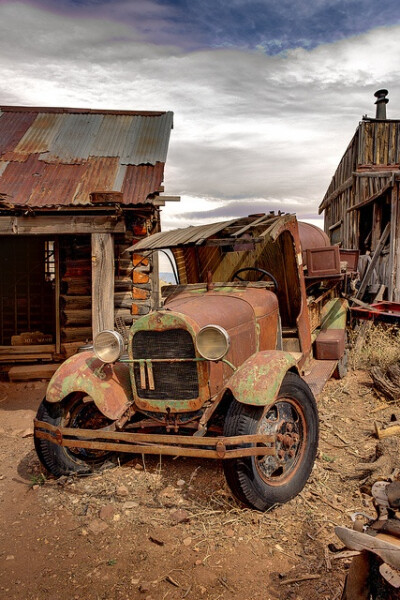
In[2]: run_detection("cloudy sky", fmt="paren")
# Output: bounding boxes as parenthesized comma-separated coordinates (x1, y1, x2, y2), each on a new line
(1, 0, 400, 235)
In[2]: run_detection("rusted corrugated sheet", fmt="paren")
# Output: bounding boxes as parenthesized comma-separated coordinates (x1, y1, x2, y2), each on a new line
(131, 218, 241, 250)
(120, 113, 173, 165)
(122, 163, 165, 205)
(0, 111, 37, 155)
(0, 107, 173, 207)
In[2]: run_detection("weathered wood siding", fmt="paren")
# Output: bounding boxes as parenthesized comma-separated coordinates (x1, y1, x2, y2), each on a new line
(321, 119, 400, 300)
(322, 120, 400, 248)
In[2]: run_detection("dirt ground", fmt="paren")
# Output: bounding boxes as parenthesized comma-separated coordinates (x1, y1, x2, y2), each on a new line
(0, 370, 393, 600)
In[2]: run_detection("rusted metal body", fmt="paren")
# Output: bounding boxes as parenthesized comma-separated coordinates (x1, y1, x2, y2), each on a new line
(45, 350, 132, 420)
(35, 213, 349, 499)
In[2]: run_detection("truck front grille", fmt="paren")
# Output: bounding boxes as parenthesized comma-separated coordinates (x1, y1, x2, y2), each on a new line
(131, 329, 199, 400)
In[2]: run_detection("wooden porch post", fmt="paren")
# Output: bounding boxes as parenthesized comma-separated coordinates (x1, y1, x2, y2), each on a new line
(91, 233, 114, 337)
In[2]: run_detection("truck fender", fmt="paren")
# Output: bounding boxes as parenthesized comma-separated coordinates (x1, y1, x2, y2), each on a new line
(226, 351, 298, 406)
(46, 351, 133, 420)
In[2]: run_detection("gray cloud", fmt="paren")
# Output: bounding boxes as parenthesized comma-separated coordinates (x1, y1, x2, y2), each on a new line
(1, 2, 400, 233)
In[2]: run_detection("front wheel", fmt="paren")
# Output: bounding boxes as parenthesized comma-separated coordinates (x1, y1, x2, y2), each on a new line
(223, 372, 319, 511)
(34, 394, 115, 477)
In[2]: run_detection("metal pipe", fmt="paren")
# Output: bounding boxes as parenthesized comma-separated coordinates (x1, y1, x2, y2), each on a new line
(375, 89, 389, 119)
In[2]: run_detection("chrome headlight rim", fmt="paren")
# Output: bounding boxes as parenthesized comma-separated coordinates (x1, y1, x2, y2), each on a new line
(196, 324, 230, 361)
(93, 329, 125, 363)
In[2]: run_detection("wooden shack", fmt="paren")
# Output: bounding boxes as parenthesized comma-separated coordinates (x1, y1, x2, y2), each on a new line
(319, 90, 400, 301)
(0, 106, 179, 375)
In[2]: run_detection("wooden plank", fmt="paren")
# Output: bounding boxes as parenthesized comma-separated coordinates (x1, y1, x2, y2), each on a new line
(55, 239, 61, 355)
(388, 184, 398, 300)
(328, 219, 342, 231)
(61, 327, 92, 342)
(347, 180, 393, 213)
(393, 183, 400, 301)
(0, 353, 53, 362)
(0, 344, 55, 355)
(356, 222, 390, 299)
(61, 295, 92, 310)
(318, 176, 353, 213)
(8, 363, 59, 381)
(62, 309, 92, 326)
(61, 341, 89, 358)
(0, 216, 126, 235)
(91, 233, 114, 337)
(354, 169, 400, 177)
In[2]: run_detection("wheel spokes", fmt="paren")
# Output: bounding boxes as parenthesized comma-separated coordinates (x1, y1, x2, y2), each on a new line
(257, 399, 303, 481)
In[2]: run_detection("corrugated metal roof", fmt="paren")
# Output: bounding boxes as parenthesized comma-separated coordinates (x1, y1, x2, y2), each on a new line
(130, 213, 294, 251)
(130, 218, 245, 251)
(0, 106, 173, 208)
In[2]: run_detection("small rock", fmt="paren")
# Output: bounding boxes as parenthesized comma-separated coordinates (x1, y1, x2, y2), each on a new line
(134, 463, 144, 471)
(122, 501, 138, 510)
(116, 485, 129, 497)
(99, 505, 117, 522)
(21, 428, 33, 438)
(88, 519, 109, 535)
(5, 555, 15, 561)
(176, 479, 185, 487)
(138, 583, 150, 593)
(170, 509, 190, 524)
(226, 528, 235, 538)
(182, 537, 192, 546)
(160, 486, 176, 499)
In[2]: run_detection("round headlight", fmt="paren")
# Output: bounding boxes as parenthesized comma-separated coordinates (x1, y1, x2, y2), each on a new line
(196, 325, 230, 361)
(93, 330, 124, 363)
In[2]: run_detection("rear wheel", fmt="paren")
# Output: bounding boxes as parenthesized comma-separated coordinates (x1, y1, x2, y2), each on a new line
(34, 394, 115, 477)
(223, 372, 319, 511)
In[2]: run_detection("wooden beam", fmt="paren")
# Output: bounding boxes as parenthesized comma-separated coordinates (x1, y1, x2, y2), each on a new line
(328, 219, 342, 231)
(0, 215, 126, 235)
(354, 169, 400, 177)
(0, 344, 55, 355)
(8, 363, 59, 381)
(356, 222, 390, 299)
(152, 195, 181, 202)
(347, 180, 393, 213)
(91, 233, 114, 337)
(319, 176, 353, 213)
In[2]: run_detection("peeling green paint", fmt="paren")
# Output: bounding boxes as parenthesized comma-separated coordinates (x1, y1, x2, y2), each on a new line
(46, 351, 133, 420)
(227, 351, 298, 406)
(321, 298, 348, 330)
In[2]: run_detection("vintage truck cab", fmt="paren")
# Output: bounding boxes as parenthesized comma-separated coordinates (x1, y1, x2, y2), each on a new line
(34, 213, 348, 511)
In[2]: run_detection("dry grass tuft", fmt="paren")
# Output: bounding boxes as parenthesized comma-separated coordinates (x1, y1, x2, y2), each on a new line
(350, 323, 400, 370)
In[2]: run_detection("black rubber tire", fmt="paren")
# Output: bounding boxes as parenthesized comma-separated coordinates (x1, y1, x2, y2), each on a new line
(223, 372, 319, 511)
(34, 395, 114, 477)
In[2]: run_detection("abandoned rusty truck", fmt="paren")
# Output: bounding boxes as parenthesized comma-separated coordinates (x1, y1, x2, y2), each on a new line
(34, 213, 350, 511)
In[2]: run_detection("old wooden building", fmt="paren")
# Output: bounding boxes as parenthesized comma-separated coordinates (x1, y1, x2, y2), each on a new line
(319, 90, 400, 300)
(0, 106, 178, 373)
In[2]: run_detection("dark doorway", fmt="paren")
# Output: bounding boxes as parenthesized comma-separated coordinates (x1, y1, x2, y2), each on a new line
(0, 237, 55, 345)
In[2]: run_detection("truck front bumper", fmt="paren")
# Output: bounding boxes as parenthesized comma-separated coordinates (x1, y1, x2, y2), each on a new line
(34, 419, 276, 460)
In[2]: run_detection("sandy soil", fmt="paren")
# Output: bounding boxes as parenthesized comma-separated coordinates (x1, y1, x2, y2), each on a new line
(0, 370, 389, 600)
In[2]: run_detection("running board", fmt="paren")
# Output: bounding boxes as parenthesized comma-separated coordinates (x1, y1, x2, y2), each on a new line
(303, 359, 337, 397)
